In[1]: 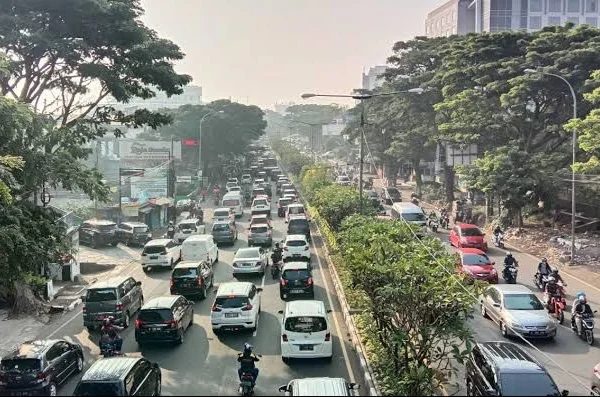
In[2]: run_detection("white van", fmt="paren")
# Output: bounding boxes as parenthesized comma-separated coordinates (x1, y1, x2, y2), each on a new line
(222, 193, 243, 218)
(278, 378, 360, 396)
(390, 202, 427, 236)
(180, 234, 219, 265)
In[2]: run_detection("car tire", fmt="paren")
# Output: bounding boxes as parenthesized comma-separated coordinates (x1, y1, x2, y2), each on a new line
(139, 295, 144, 311)
(48, 381, 58, 397)
(111, 241, 119, 247)
(215, 251, 219, 263)
(156, 378, 162, 396)
(199, 284, 207, 300)
(123, 311, 130, 328)
(481, 304, 489, 319)
(176, 329, 184, 345)
(282, 356, 290, 365)
(75, 354, 84, 373)
(500, 322, 509, 338)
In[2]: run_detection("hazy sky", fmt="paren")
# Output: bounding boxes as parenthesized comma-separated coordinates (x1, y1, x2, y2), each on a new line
(140, 0, 444, 109)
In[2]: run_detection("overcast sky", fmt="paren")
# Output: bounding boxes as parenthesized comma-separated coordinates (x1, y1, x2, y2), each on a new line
(140, 0, 444, 109)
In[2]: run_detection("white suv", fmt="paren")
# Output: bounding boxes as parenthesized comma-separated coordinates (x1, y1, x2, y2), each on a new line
(141, 239, 181, 271)
(251, 197, 271, 216)
(283, 234, 310, 262)
(280, 300, 333, 363)
(210, 282, 262, 333)
(241, 174, 252, 184)
(174, 218, 205, 244)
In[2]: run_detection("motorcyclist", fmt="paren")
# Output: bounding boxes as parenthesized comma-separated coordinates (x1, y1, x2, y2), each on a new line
(571, 291, 587, 328)
(493, 225, 503, 245)
(100, 318, 124, 352)
(502, 252, 518, 279)
(550, 267, 566, 286)
(544, 276, 565, 310)
(237, 343, 260, 386)
(166, 221, 175, 239)
(573, 295, 594, 336)
(271, 243, 283, 264)
(536, 257, 552, 286)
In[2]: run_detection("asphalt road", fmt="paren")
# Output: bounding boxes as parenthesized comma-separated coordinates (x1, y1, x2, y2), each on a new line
(39, 194, 365, 396)
(384, 188, 599, 396)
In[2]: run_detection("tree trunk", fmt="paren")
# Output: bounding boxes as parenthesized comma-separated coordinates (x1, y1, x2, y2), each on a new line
(385, 161, 399, 187)
(443, 165, 455, 204)
(11, 282, 45, 316)
(412, 159, 423, 197)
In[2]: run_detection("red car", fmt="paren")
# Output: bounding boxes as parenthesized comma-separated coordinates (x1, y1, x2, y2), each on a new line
(449, 223, 488, 251)
(457, 248, 498, 283)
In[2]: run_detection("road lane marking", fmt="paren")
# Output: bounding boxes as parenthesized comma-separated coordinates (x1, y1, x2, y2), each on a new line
(314, 239, 356, 384)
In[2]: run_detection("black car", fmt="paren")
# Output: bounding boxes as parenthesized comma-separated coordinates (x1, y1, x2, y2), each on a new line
(279, 262, 314, 300)
(135, 296, 194, 345)
(0, 339, 83, 396)
(116, 222, 152, 246)
(79, 219, 119, 248)
(73, 356, 161, 396)
(287, 216, 311, 242)
(365, 190, 380, 208)
(170, 261, 214, 299)
(382, 187, 402, 205)
(466, 341, 567, 396)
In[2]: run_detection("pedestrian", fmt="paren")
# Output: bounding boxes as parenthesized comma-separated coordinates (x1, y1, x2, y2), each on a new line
(201, 187, 207, 202)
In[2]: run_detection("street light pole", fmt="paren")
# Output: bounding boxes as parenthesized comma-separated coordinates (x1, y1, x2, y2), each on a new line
(198, 110, 224, 182)
(525, 69, 577, 262)
(359, 102, 365, 213)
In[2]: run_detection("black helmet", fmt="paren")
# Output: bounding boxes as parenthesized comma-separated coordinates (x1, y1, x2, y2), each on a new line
(275, 242, 280, 248)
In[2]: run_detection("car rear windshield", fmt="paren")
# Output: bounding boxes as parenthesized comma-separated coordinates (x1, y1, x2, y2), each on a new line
(138, 309, 173, 322)
(236, 249, 260, 259)
(251, 226, 268, 233)
(179, 223, 196, 230)
(223, 199, 239, 207)
(499, 373, 559, 396)
(214, 210, 230, 217)
(283, 269, 310, 280)
(253, 199, 267, 206)
(215, 296, 249, 309)
(97, 224, 117, 232)
(74, 381, 122, 396)
(143, 245, 166, 255)
(172, 267, 198, 278)
(286, 239, 306, 247)
(279, 199, 292, 207)
(503, 294, 544, 310)
(133, 226, 148, 234)
(462, 254, 490, 266)
(86, 288, 117, 302)
(252, 189, 265, 195)
(289, 219, 309, 230)
(1, 358, 41, 372)
(402, 213, 426, 222)
(462, 227, 483, 236)
(289, 207, 304, 214)
(212, 223, 230, 231)
(284, 316, 327, 333)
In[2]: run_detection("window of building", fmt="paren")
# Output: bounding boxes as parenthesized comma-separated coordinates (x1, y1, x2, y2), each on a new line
(529, 0, 543, 12)
(548, 0, 563, 12)
(586, 16, 598, 25)
(586, 0, 598, 12)
(567, 0, 580, 12)
(529, 15, 543, 29)
(567, 16, 580, 24)
(548, 16, 562, 25)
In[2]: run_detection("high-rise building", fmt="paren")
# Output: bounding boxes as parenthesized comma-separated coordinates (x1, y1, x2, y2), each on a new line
(105, 85, 203, 112)
(426, 0, 600, 38)
(362, 66, 388, 91)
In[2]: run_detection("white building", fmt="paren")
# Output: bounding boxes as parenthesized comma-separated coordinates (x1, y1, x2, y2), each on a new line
(105, 85, 203, 113)
(362, 66, 388, 91)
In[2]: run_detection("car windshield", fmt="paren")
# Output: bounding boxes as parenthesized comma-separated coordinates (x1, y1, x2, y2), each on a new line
(215, 296, 249, 309)
(283, 269, 310, 280)
(1, 358, 40, 372)
(253, 199, 267, 206)
(402, 213, 426, 222)
(133, 226, 148, 234)
(462, 254, 490, 266)
(504, 294, 544, 310)
(74, 382, 122, 396)
(214, 210, 230, 217)
(222, 199, 239, 207)
(289, 207, 304, 214)
(286, 239, 306, 247)
(138, 309, 173, 322)
(229, 186, 240, 191)
(462, 227, 484, 236)
(284, 316, 327, 333)
(499, 373, 559, 396)
(143, 245, 166, 255)
(172, 267, 198, 278)
(279, 199, 292, 207)
(97, 224, 117, 232)
(289, 220, 309, 231)
(212, 223, 230, 232)
(253, 189, 265, 195)
(178, 223, 196, 230)
(251, 226, 268, 233)
(236, 248, 260, 259)
(86, 288, 117, 302)
(242, 174, 251, 179)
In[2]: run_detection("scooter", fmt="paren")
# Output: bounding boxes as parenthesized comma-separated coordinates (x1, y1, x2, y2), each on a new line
(533, 272, 549, 291)
(99, 341, 123, 358)
(544, 288, 567, 324)
(572, 311, 597, 345)
(428, 217, 439, 232)
(493, 232, 505, 249)
(239, 372, 256, 396)
(502, 264, 518, 284)
(271, 254, 282, 279)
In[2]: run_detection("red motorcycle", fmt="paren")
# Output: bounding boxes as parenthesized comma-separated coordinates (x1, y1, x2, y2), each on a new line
(544, 285, 567, 324)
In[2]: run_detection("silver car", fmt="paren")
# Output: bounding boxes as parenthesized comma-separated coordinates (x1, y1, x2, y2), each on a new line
(480, 284, 557, 340)
(232, 247, 269, 276)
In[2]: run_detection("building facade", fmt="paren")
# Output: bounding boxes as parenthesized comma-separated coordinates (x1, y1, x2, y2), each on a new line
(105, 85, 203, 113)
(362, 66, 388, 91)
(426, 0, 600, 37)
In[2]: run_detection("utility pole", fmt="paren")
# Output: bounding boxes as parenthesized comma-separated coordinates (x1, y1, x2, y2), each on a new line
(95, 140, 99, 215)
(358, 102, 365, 214)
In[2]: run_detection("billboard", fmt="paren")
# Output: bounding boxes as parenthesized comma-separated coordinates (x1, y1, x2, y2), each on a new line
(130, 176, 168, 201)
(119, 140, 182, 160)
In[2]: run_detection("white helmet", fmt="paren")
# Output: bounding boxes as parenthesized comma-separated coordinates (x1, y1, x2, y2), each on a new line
(547, 276, 556, 283)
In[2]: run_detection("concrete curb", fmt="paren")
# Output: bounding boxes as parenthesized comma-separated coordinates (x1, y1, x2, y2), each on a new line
(67, 298, 82, 311)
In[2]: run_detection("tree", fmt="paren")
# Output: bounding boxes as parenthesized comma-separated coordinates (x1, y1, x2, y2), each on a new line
(300, 164, 332, 201)
(338, 215, 479, 395)
(0, 0, 191, 201)
(271, 138, 312, 176)
(312, 185, 374, 231)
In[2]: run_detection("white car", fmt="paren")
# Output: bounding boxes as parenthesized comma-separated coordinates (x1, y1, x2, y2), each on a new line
(241, 174, 252, 184)
(283, 234, 311, 262)
(251, 197, 271, 216)
(174, 218, 205, 244)
(226, 181, 239, 191)
(227, 185, 242, 194)
(253, 179, 266, 189)
(280, 300, 333, 363)
(213, 207, 235, 223)
(211, 282, 262, 333)
(336, 175, 351, 186)
(141, 239, 181, 271)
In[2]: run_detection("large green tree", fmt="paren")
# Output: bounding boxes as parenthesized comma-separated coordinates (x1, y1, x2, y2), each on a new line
(0, 0, 191, 201)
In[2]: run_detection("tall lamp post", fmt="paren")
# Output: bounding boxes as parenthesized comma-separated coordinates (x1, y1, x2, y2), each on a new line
(301, 88, 424, 213)
(199, 110, 225, 181)
(290, 119, 323, 162)
(524, 69, 578, 262)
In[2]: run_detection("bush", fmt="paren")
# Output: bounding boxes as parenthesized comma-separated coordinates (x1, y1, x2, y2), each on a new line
(312, 184, 375, 231)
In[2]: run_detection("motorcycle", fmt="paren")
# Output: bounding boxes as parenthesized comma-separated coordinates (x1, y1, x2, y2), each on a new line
(99, 341, 122, 358)
(239, 371, 256, 396)
(502, 265, 518, 284)
(493, 232, 505, 248)
(544, 287, 567, 324)
(533, 272, 549, 291)
(440, 214, 450, 230)
(572, 311, 597, 345)
(271, 253, 282, 279)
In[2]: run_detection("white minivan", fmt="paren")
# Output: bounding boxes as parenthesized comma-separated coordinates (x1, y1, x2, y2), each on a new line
(222, 193, 243, 218)
(210, 282, 262, 333)
(141, 239, 181, 271)
(390, 202, 427, 235)
(279, 300, 333, 363)
(180, 234, 219, 265)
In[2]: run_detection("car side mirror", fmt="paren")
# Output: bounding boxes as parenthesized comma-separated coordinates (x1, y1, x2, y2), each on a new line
(278, 385, 288, 393)
(136, 281, 142, 286)
(491, 262, 495, 266)
(256, 287, 263, 292)
(278, 310, 284, 314)
(561, 391, 569, 397)
(348, 383, 360, 390)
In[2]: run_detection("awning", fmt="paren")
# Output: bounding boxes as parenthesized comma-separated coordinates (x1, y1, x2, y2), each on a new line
(154, 197, 174, 207)
(139, 206, 154, 214)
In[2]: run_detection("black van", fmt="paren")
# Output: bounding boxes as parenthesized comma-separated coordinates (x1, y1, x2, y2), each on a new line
(287, 215, 311, 242)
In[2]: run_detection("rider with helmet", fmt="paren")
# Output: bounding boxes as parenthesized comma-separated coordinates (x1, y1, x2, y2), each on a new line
(550, 267, 565, 285)
(572, 291, 588, 328)
(237, 343, 260, 386)
(502, 252, 518, 279)
(166, 221, 175, 239)
(544, 276, 565, 310)
(573, 295, 594, 336)
(100, 317, 124, 352)
(537, 257, 552, 286)
(272, 242, 283, 263)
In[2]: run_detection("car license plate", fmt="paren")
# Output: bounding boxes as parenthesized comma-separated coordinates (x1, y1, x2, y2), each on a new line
(243, 263, 252, 267)
(225, 313, 239, 318)
(149, 327, 160, 332)
(291, 289, 304, 294)
(530, 331, 542, 335)
(299, 345, 314, 351)
(150, 256, 157, 259)
(293, 254, 301, 257)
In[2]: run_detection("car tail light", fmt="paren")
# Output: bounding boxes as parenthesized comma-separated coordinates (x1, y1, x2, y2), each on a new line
(282, 333, 288, 342)
(325, 332, 331, 341)
(280, 278, 287, 286)
(241, 303, 253, 311)
(307, 277, 313, 286)
(135, 319, 145, 328)
(212, 304, 221, 312)
(304, 246, 309, 251)
(164, 320, 177, 329)
(170, 278, 174, 288)
(197, 277, 202, 286)
(115, 302, 123, 311)
(37, 372, 47, 382)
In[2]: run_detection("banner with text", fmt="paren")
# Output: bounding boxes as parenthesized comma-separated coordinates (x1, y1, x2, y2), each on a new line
(119, 140, 182, 160)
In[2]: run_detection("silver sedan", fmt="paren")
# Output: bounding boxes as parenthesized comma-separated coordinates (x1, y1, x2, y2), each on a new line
(232, 247, 269, 276)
